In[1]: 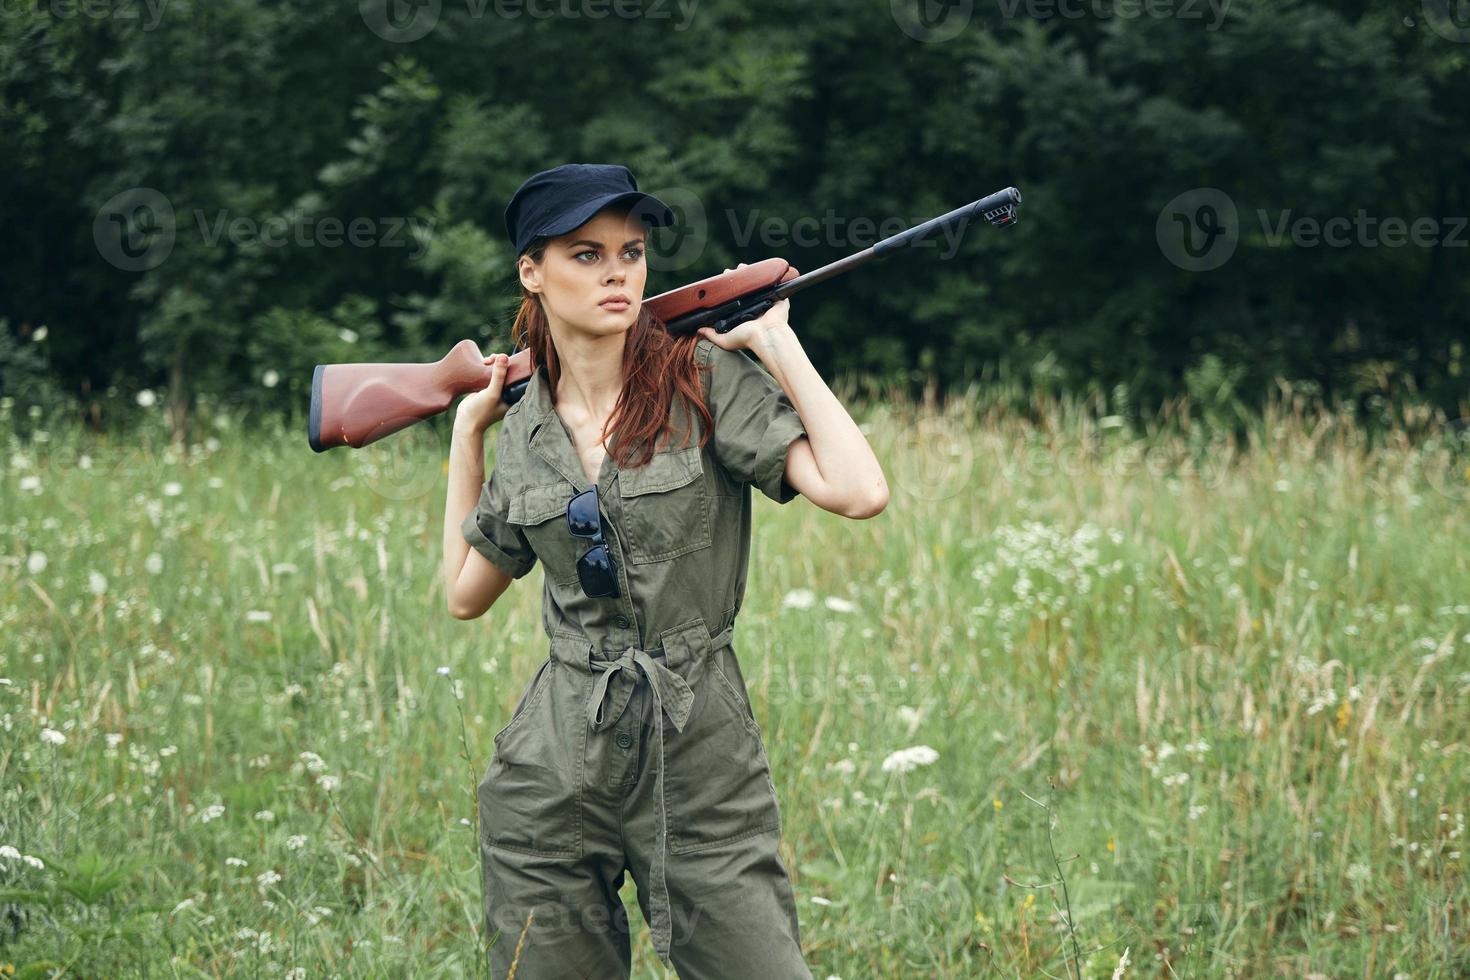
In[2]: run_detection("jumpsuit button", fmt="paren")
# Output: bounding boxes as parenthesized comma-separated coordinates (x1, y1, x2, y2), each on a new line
(615, 731, 632, 749)
(613, 614, 630, 629)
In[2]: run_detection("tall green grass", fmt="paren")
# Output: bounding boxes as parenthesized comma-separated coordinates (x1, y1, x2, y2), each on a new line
(1, 384, 1466, 977)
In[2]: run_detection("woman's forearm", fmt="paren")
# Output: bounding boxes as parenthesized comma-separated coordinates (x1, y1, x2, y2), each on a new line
(442, 422, 486, 614)
(750, 323, 888, 513)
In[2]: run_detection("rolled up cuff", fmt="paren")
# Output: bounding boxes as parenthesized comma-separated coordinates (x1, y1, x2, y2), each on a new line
(461, 510, 535, 579)
(753, 411, 807, 504)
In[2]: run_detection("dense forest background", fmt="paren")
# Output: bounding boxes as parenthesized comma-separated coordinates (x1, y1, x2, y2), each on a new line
(2, 0, 1467, 439)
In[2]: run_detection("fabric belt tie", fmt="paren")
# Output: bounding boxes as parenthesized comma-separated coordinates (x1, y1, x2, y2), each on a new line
(586, 647, 694, 965)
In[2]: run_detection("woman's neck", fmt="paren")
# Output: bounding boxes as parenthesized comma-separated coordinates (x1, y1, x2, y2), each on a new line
(548, 323, 625, 428)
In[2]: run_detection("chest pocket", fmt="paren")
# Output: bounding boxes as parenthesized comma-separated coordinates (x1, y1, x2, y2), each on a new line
(620, 444, 713, 564)
(508, 482, 583, 588)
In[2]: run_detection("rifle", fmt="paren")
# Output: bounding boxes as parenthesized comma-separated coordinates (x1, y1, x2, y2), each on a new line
(308, 186, 1020, 452)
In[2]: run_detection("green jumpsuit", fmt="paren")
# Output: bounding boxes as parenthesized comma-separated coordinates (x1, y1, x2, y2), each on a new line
(461, 336, 813, 977)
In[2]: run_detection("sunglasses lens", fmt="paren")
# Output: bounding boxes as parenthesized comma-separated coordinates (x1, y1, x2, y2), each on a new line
(567, 488, 600, 538)
(577, 545, 619, 597)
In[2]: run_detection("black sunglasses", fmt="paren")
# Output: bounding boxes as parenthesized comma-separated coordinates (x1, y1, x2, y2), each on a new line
(567, 485, 620, 598)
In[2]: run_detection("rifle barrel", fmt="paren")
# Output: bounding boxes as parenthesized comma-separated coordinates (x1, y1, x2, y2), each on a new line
(768, 186, 1020, 301)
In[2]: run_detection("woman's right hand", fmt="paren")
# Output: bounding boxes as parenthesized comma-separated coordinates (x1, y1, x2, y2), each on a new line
(455, 352, 512, 433)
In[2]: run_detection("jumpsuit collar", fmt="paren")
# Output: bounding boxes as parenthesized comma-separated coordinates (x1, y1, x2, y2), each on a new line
(523, 363, 622, 499)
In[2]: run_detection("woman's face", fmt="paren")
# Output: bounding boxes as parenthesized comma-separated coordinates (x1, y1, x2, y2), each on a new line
(520, 207, 649, 338)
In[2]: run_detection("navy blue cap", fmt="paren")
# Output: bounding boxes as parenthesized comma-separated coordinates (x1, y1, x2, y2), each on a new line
(504, 163, 675, 258)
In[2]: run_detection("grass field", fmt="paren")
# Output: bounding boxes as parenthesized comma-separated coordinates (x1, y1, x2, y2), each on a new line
(2, 384, 1467, 978)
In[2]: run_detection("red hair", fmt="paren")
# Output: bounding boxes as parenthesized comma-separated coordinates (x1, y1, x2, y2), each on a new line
(510, 236, 714, 470)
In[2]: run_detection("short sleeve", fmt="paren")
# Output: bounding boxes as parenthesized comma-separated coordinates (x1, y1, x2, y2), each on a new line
(461, 463, 537, 580)
(701, 340, 808, 504)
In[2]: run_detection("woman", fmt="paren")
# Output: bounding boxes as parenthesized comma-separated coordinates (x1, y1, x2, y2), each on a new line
(443, 163, 887, 978)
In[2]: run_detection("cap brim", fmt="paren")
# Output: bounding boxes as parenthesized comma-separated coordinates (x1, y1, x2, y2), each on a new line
(539, 191, 675, 240)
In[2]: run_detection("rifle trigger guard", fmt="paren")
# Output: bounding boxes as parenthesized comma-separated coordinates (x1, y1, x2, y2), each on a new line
(714, 297, 774, 334)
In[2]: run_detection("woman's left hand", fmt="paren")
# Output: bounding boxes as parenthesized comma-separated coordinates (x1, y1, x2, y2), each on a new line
(697, 263, 795, 352)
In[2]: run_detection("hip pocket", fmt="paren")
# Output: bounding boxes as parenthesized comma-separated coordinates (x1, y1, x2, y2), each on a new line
(666, 649, 781, 855)
(479, 661, 583, 858)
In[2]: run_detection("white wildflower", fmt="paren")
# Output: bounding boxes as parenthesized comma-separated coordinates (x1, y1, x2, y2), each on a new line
(87, 571, 108, 595)
(1111, 946, 1131, 979)
(27, 551, 48, 574)
(198, 804, 225, 823)
(782, 588, 816, 609)
(286, 835, 307, 850)
(162, 481, 182, 497)
(881, 744, 939, 774)
(136, 389, 157, 407)
(40, 728, 66, 746)
(245, 610, 273, 623)
(256, 869, 282, 888)
(824, 596, 857, 613)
